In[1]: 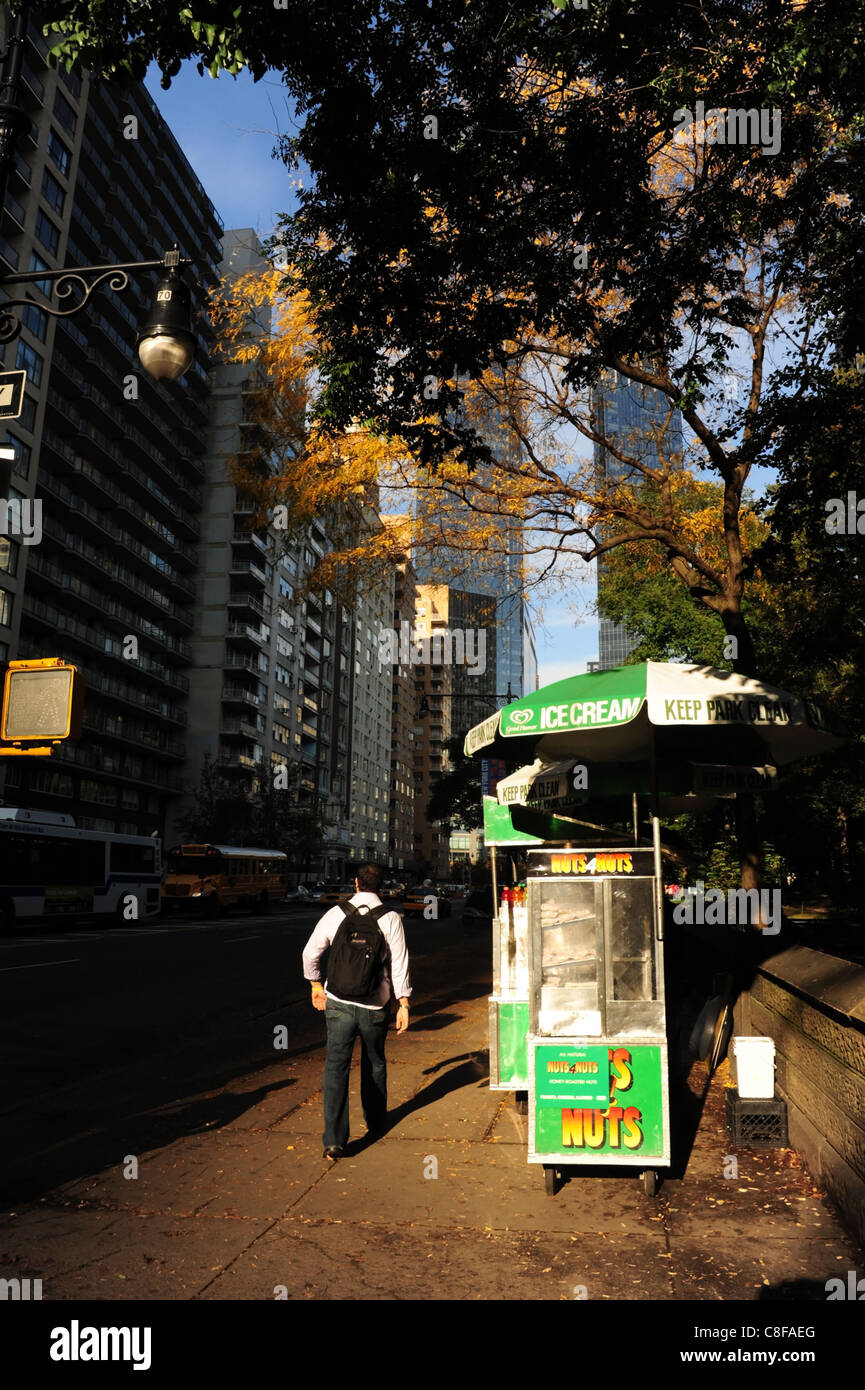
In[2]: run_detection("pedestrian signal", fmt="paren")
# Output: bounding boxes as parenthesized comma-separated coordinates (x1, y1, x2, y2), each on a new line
(1, 659, 83, 744)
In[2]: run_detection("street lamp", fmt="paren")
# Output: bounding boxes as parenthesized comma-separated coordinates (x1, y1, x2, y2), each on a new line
(0, 6, 198, 380)
(136, 259, 197, 380)
(0, 246, 197, 380)
(416, 683, 513, 719)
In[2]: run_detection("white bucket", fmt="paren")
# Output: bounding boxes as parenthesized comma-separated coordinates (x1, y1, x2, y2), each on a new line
(733, 1035, 775, 1098)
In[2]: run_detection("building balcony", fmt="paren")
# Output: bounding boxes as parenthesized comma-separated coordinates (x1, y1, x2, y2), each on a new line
(3, 191, 26, 232)
(229, 558, 268, 587)
(226, 620, 269, 648)
(227, 591, 271, 621)
(224, 653, 265, 677)
(37, 521, 192, 631)
(82, 711, 185, 759)
(221, 683, 262, 707)
(218, 750, 260, 772)
(232, 526, 269, 554)
(13, 644, 189, 727)
(220, 717, 265, 739)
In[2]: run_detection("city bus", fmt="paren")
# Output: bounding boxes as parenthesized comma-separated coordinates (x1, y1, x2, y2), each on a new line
(161, 844, 288, 916)
(0, 808, 162, 933)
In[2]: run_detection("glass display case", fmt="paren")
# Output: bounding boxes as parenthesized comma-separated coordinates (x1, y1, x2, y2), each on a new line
(524, 845, 671, 1191)
(527, 849, 665, 1039)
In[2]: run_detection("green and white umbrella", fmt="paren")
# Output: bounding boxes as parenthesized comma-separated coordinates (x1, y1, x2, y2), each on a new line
(465, 661, 843, 769)
(495, 753, 778, 814)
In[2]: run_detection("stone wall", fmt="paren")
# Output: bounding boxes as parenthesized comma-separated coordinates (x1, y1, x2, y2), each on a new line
(732, 945, 865, 1251)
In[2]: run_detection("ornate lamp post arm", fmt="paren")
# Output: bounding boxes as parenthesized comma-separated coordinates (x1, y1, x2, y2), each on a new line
(0, 248, 189, 344)
(0, 246, 198, 379)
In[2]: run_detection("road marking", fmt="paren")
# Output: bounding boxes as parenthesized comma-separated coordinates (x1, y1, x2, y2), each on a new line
(0, 957, 80, 973)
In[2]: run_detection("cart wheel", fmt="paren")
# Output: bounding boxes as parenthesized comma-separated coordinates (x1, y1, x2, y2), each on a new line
(640, 1169, 658, 1198)
(544, 1165, 558, 1197)
(515, 1092, 528, 1116)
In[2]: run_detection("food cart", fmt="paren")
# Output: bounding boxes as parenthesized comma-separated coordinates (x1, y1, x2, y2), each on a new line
(525, 840, 668, 1196)
(483, 797, 539, 1104)
(466, 662, 844, 1196)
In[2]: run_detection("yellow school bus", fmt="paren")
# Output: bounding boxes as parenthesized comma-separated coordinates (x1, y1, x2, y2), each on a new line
(162, 843, 288, 916)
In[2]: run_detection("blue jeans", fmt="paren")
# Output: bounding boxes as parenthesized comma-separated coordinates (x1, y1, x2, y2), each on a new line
(323, 997, 389, 1149)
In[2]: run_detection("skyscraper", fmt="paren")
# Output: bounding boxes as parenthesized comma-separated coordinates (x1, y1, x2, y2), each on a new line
(173, 228, 389, 880)
(411, 410, 537, 707)
(0, 12, 221, 835)
(591, 370, 683, 670)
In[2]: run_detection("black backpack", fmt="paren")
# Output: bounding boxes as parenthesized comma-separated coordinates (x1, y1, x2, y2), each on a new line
(326, 901, 391, 1001)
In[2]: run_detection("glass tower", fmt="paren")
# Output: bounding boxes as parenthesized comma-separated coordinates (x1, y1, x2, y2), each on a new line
(592, 370, 683, 670)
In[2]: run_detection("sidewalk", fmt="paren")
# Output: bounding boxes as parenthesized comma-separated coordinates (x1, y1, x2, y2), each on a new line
(1, 970, 861, 1301)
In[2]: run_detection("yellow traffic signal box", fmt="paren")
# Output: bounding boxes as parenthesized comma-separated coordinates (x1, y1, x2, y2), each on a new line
(0, 659, 83, 747)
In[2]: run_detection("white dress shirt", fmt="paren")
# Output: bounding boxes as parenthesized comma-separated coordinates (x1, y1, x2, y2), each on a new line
(302, 891, 412, 1010)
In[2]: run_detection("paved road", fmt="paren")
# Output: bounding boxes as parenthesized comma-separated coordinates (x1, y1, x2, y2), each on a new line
(0, 901, 487, 1200)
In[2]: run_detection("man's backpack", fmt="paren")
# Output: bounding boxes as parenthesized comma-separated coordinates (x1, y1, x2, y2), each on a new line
(326, 901, 391, 1001)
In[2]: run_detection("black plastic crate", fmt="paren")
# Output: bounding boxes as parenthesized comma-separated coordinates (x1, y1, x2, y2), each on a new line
(725, 1088, 788, 1148)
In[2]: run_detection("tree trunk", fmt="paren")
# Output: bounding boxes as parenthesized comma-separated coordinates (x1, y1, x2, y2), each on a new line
(720, 606, 766, 912)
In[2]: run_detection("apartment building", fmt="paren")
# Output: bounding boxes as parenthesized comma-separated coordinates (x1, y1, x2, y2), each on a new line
(348, 561, 394, 867)
(387, 541, 416, 872)
(171, 228, 356, 877)
(411, 584, 453, 879)
(0, 10, 221, 835)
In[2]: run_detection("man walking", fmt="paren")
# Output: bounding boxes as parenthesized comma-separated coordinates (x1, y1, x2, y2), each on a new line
(302, 863, 411, 1160)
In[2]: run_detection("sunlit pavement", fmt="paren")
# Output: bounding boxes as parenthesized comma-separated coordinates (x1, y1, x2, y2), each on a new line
(0, 928, 861, 1300)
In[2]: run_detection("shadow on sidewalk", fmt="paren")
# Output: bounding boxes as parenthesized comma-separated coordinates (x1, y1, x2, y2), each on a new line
(0, 1077, 298, 1207)
(347, 1050, 490, 1155)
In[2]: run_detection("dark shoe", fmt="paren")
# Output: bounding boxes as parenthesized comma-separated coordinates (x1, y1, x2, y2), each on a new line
(323, 1146, 345, 1161)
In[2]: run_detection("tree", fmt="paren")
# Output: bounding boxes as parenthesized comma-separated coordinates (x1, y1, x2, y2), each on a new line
(426, 735, 483, 834)
(597, 439, 865, 901)
(175, 752, 254, 844)
(48, 1, 865, 893)
(45, 2, 865, 670)
(177, 752, 331, 872)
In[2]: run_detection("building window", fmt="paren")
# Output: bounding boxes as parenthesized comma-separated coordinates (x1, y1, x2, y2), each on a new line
(0, 538, 18, 577)
(40, 168, 66, 216)
(15, 340, 43, 388)
(46, 129, 71, 176)
(53, 89, 77, 136)
(35, 210, 60, 256)
(16, 394, 36, 433)
(28, 252, 51, 297)
(0, 588, 12, 627)
(4, 432, 30, 476)
(20, 302, 47, 342)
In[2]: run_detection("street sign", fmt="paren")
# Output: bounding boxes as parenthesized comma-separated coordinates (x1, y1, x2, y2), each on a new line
(0, 370, 27, 420)
(0, 659, 84, 749)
